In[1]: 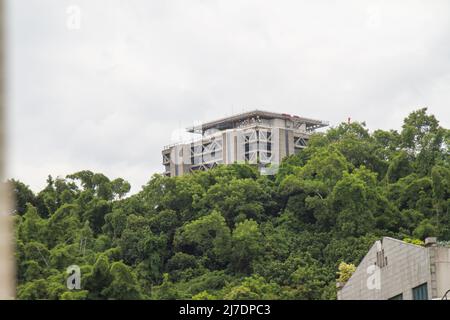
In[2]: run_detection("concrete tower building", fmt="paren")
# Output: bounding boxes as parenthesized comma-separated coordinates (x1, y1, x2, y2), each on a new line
(162, 110, 328, 177)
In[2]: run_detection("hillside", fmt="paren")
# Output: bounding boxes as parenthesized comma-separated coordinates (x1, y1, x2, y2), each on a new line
(11, 108, 449, 299)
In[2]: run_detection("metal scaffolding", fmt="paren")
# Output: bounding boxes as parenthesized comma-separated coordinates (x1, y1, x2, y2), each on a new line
(162, 110, 327, 177)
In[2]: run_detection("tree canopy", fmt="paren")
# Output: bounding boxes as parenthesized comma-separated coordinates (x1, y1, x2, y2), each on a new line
(10, 108, 449, 299)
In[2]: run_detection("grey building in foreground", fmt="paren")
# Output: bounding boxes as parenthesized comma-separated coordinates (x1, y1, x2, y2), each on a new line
(338, 237, 450, 300)
(162, 110, 328, 177)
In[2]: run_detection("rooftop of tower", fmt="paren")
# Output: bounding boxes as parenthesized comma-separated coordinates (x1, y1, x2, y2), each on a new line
(186, 109, 329, 134)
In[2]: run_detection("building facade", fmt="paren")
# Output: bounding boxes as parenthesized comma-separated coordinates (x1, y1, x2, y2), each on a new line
(337, 237, 450, 300)
(162, 110, 328, 177)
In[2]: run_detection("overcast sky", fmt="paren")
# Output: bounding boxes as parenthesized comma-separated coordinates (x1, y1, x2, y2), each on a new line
(5, 0, 450, 193)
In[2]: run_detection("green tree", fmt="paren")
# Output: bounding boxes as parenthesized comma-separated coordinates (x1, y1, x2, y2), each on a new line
(9, 179, 36, 215)
(401, 108, 446, 175)
(174, 211, 231, 269)
(18, 204, 46, 243)
(102, 261, 143, 300)
(231, 220, 263, 274)
(337, 262, 356, 283)
(13, 109, 449, 301)
(331, 168, 377, 237)
(85, 254, 112, 299)
(224, 275, 281, 300)
(152, 273, 180, 300)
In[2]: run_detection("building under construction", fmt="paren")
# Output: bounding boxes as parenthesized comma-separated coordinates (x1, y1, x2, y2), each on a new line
(162, 110, 329, 177)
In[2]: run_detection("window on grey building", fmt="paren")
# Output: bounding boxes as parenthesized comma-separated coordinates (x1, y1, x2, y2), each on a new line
(389, 293, 403, 300)
(412, 283, 428, 300)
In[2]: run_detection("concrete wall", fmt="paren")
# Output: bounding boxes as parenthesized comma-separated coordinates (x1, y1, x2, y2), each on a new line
(433, 247, 450, 298)
(339, 237, 432, 300)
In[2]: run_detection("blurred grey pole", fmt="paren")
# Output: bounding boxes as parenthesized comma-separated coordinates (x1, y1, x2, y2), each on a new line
(0, 0, 15, 300)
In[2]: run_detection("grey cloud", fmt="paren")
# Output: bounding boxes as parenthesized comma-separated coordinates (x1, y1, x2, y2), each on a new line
(6, 0, 450, 193)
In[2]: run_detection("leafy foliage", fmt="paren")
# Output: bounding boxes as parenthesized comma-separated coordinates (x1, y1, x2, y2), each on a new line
(337, 262, 356, 283)
(11, 108, 449, 299)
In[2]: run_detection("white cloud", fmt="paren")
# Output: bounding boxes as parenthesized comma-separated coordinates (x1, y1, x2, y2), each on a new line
(6, 0, 450, 193)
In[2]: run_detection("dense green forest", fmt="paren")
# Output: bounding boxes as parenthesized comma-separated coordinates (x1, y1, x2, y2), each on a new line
(10, 108, 449, 299)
